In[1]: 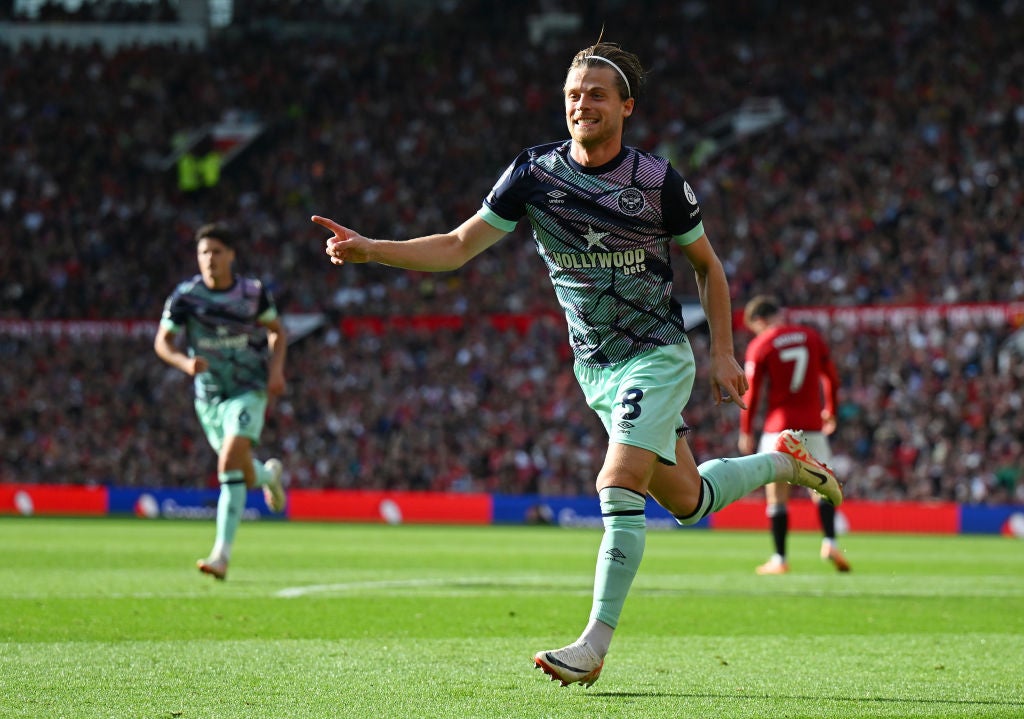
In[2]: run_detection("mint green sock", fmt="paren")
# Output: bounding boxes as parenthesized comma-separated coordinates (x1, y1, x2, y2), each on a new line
(698, 454, 778, 514)
(251, 459, 270, 487)
(590, 487, 646, 629)
(215, 471, 247, 551)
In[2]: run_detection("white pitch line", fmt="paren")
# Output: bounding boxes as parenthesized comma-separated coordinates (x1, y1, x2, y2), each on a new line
(274, 575, 1024, 600)
(276, 577, 457, 598)
(273, 575, 586, 599)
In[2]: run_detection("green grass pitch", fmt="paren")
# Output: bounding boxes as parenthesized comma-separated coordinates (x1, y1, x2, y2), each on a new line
(2, 517, 1022, 718)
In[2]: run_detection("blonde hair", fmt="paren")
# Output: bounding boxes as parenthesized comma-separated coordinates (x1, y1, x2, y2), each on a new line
(567, 41, 645, 100)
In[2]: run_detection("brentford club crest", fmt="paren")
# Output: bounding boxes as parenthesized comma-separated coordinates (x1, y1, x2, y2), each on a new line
(617, 188, 646, 216)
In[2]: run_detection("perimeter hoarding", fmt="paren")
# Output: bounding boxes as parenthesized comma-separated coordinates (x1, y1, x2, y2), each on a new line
(107, 487, 282, 520)
(709, 498, 961, 534)
(1, 483, 1021, 535)
(0, 483, 107, 516)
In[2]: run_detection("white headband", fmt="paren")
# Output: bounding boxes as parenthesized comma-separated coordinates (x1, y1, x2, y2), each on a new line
(587, 55, 631, 98)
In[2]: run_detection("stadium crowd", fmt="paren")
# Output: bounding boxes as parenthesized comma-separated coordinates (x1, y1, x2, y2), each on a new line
(2, 0, 1023, 504)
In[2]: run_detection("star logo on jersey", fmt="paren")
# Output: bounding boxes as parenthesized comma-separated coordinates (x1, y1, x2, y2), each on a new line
(583, 225, 609, 251)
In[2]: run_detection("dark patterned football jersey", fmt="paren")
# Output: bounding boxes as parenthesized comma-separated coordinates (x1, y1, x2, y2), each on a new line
(480, 141, 705, 367)
(159, 275, 278, 401)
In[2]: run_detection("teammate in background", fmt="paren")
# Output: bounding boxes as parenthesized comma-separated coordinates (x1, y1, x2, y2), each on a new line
(154, 223, 288, 581)
(313, 40, 842, 687)
(739, 295, 850, 574)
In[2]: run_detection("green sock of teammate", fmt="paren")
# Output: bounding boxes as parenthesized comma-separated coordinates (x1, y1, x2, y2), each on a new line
(213, 471, 246, 559)
(589, 487, 646, 635)
(676, 454, 789, 525)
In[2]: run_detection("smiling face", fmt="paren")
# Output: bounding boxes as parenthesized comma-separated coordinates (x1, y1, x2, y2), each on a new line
(196, 236, 235, 290)
(564, 65, 634, 166)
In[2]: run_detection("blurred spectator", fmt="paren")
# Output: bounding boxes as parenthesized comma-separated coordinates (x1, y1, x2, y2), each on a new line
(2, 0, 1023, 501)
(2, 312, 1021, 503)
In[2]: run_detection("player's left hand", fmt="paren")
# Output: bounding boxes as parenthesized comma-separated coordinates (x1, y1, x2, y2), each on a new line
(267, 367, 286, 399)
(822, 411, 837, 435)
(710, 353, 748, 409)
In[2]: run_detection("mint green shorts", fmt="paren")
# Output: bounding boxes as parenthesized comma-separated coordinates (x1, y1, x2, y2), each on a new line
(194, 391, 267, 453)
(574, 342, 696, 465)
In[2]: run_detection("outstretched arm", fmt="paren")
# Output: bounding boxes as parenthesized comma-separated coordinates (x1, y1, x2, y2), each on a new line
(313, 214, 507, 272)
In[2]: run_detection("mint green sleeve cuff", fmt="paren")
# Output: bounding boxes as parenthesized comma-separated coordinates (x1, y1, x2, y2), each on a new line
(672, 221, 706, 246)
(477, 206, 519, 233)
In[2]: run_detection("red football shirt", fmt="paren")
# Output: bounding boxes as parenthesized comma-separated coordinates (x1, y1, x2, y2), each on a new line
(740, 323, 839, 434)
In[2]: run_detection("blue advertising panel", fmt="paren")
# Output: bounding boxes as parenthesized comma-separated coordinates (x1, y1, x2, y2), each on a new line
(107, 487, 280, 520)
(959, 504, 1024, 535)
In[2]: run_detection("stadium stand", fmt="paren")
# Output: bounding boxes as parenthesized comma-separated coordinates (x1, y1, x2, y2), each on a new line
(1, 0, 1022, 502)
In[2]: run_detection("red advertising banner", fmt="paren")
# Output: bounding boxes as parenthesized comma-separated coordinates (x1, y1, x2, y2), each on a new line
(710, 498, 960, 534)
(731, 301, 1024, 331)
(0, 483, 108, 516)
(5, 304, 1021, 340)
(337, 312, 565, 338)
(288, 489, 492, 525)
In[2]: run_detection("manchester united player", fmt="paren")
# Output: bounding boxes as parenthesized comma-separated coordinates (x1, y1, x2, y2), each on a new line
(739, 296, 850, 574)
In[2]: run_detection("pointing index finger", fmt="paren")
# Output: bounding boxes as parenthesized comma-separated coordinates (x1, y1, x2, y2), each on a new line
(311, 215, 342, 234)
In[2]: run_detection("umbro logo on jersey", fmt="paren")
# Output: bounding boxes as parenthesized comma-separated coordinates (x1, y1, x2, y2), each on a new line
(617, 420, 635, 430)
(547, 189, 567, 205)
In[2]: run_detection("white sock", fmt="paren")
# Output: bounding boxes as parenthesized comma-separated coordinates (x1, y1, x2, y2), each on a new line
(211, 540, 231, 561)
(771, 452, 796, 480)
(578, 618, 614, 658)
